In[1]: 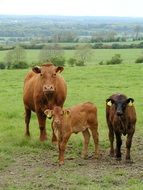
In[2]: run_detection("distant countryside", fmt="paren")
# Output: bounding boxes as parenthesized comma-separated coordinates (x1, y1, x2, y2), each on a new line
(1, 15, 143, 68)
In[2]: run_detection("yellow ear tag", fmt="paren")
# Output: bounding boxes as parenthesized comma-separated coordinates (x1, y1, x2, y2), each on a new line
(128, 101, 133, 106)
(44, 110, 51, 118)
(107, 100, 112, 106)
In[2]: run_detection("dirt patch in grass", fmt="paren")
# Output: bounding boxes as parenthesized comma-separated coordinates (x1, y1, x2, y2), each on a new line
(0, 137, 143, 190)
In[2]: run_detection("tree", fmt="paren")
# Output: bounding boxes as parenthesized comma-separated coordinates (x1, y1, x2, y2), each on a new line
(74, 44, 93, 66)
(39, 44, 64, 63)
(134, 25, 141, 40)
(5, 45, 27, 69)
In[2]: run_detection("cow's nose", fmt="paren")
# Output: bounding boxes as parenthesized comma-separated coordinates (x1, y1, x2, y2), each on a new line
(54, 119, 61, 125)
(117, 111, 123, 116)
(43, 85, 54, 92)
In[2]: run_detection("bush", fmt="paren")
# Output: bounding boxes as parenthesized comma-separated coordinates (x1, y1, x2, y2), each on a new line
(51, 56, 65, 66)
(0, 62, 6, 69)
(12, 61, 29, 69)
(75, 60, 85, 66)
(106, 54, 122, 65)
(67, 58, 77, 67)
(135, 56, 143, 63)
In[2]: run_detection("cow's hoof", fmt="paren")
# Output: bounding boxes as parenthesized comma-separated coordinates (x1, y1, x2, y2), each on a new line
(125, 159, 133, 164)
(59, 161, 64, 166)
(52, 140, 58, 145)
(116, 157, 121, 161)
(40, 136, 47, 142)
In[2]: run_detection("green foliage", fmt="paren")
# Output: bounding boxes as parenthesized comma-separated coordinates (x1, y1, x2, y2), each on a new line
(12, 61, 29, 69)
(75, 60, 85, 66)
(67, 58, 77, 67)
(106, 54, 122, 65)
(135, 56, 143, 63)
(50, 56, 65, 66)
(0, 62, 6, 69)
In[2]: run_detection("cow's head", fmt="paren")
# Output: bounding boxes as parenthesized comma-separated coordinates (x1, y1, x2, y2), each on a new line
(44, 106, 70, 127)
(32, 63, 64, 97)
(106, 95, 134, 116)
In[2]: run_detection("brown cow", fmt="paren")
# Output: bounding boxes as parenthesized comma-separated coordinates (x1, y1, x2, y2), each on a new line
(106, 93, 136, 161)
(44, 102, 99, 165)
(23, 63, 67, 141)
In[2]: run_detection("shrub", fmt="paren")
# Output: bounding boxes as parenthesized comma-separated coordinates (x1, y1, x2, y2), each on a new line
(135, 56, 143, 63)
(12, 61, 29, 69)
(75, 60, 85, 66)
(67, 58, 76, 67)
(0, 62, 6, 69)
(50, 56, 65, 67)
(106, 54, 122, 65)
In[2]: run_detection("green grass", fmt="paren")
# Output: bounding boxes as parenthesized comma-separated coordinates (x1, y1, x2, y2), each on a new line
(0, 48, 143, 65)
(0, 63, 143, 189)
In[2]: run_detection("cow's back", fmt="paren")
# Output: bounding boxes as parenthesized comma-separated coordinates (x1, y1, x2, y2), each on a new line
(70, 102, 97, 131)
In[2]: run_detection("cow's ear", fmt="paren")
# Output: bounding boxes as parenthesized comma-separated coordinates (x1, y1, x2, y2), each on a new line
(56, 66, 64, 73)
(32, 66, 41, 74)
(127, 98, 134, 106)
(106, 99, 113, 106)
(44, 109, 53, 119)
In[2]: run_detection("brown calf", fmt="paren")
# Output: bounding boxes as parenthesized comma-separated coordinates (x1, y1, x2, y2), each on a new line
(45, 102, 99, 165)
(106, 93, 136, 161)
(23, 63, 67, 141)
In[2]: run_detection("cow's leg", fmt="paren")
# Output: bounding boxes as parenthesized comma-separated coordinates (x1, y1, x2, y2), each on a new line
(81, 129, 90, 159)
(126, 131, 134, 160)
(51, 121, 57, 144)
(25, 108, 31, 137)
(90, 127, 99, 159)
(58, 134, 70, 165)
(37, 112, 47, 141)
(115, 132, 122, 160)
(109, 127, 114, 157)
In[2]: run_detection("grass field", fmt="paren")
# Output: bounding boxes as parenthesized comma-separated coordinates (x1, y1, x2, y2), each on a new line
(0, 48, 143, 65)
(0, 63, 143, 189)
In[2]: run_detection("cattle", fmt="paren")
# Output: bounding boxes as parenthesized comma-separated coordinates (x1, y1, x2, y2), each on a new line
(44, 102, 99, 165)
(106, 93, 136, 161)
(23, 63, 67, 142)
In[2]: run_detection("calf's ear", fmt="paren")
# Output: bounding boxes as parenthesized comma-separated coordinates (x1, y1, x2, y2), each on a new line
(127, 98, 134, 106)
(56, 66, 64, 73)
(106, 99, 112, 106)
(44, 109, 53, 119)
(32, 66, 41, 74)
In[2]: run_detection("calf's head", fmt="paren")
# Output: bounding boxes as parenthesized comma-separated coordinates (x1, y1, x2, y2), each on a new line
(32, 63, 64, 97)
(44, 106, 70, 127)
(106, 96, 134, 116)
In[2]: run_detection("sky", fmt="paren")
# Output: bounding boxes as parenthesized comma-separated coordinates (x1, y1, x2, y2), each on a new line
(0, 0, 143, 17)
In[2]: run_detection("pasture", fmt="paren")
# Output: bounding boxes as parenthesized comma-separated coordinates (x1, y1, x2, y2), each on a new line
(0, 48, 143, 65)
(0, 63, 143, 189)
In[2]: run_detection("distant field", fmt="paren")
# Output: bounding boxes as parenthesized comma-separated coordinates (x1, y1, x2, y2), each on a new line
(0, 48, 143, 65)
(0, 64, 143, 189)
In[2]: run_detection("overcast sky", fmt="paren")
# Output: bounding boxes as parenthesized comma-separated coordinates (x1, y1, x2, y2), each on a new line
(0, 0, 143, 17)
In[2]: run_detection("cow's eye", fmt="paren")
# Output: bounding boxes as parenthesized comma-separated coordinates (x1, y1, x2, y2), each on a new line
(52, 73, 56, 78)
(40, 73, 43, 77)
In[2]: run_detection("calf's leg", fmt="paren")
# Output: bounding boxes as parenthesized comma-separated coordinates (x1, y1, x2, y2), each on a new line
(115, 132, 122, 160)
(108, 127, 114, 156)
(81, 129, 90, 158)
(51, 121, 58, 144)
(90, 127, 99, 158)
(126, 132, 134, 160)
(58, 134, 71, 165)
